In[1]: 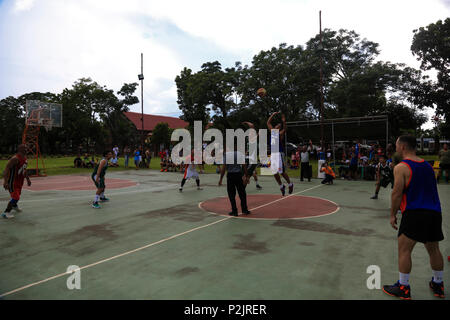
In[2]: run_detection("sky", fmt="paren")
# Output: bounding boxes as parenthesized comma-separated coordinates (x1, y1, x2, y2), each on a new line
(0, 0, 449, 129)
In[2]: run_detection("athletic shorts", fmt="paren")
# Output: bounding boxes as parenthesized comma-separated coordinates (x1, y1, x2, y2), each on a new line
(9, 183, 24, 201)
(398, 209, 444, 243)
(379, 178, 392, 188)
(246, 163, 258, 177)
(270, 152, 286, 175)
(439, 163, 450, 170)
(183, 168, 199, 180)
(92, 175, 106, 189)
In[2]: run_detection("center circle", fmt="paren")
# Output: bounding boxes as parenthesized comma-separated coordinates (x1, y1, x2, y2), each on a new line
(199, 194, 339, 220)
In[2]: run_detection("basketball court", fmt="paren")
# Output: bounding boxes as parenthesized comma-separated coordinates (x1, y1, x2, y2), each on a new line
(0, 171, 448, 300)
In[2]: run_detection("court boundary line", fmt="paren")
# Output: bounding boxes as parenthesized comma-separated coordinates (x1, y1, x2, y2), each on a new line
(0, 216, 232, 298)
(199, 184, 339, 220)
(19, 184, 180, 203)
(0, 184, 325, 298)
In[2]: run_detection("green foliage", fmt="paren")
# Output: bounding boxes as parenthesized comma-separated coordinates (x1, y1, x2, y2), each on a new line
(0, 78, 139, 154)
(151, 122, 172, 149)
(176, 28, 430, 139)
(411, 18, 450, 138)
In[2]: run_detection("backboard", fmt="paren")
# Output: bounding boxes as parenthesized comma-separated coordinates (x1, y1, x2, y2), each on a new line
(25, 100, 63, 129)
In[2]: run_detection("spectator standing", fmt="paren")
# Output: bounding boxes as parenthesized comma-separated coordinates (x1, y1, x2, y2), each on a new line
(300, 145, 311, 182)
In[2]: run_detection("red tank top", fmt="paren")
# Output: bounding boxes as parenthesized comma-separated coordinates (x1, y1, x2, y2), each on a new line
(14, 154, 28, 182)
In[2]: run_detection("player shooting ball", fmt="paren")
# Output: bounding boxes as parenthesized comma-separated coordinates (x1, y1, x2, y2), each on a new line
(267, 112, 293, 196)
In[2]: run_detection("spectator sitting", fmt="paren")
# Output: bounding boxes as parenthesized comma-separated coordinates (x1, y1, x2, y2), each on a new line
(74, 154, 83, 168)
(110, 156, 119, 167)
(83, 154, 94, 168)
(321, 162, 336, 185)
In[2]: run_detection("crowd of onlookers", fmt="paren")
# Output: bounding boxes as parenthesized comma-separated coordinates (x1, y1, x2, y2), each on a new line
(72, 141, 450, 183)
(286, 140, 395, 181)
(74, 145, 153, 170)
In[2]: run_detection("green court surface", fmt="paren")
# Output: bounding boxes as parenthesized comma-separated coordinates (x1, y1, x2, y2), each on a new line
(0, 171, 448, 300)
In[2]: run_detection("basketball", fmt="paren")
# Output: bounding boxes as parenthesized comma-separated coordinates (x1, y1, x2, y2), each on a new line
(257, 88, 266, 97)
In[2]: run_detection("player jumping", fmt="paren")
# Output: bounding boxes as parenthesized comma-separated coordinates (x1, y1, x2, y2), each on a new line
(267, 112, 293, 196)
(242, 121, 262, 190)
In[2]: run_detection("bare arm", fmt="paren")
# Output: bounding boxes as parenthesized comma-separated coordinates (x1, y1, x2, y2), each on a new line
(218, 164, 226, 186)
(242, 121, 254, 129)
(3, 157, 18, 189)
(24, 165, 31, 186)
(280, 113, 286, 136)
(267, 112, 278, 130)
(390, 163, 408, 229)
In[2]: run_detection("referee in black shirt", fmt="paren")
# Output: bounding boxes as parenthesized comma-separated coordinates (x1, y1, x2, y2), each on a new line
(219, 149, 250, 216)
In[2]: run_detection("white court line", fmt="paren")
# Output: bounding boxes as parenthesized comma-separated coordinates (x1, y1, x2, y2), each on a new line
(0, 184, 325, 298)
(19, 184, 180, 203)
(24, 181, 139, 191)
(199, 184, 333, 220)
(0, 216, 231, 298)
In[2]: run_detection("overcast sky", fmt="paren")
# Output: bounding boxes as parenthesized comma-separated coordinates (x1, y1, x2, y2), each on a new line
(1, 0, 449, 129)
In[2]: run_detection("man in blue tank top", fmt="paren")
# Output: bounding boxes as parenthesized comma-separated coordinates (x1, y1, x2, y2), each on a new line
(383, 135, 444, 300)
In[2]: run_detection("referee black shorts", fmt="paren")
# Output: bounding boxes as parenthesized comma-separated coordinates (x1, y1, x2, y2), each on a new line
(246, 164, 258, 177)
(398, 209, 444, 243)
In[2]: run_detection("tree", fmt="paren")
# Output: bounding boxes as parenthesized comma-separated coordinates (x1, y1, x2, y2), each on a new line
(411, 18, 450, 138)
(151, 122, 171, 150)
(175, 67, 210, 130)
(0, 96, 25, 154)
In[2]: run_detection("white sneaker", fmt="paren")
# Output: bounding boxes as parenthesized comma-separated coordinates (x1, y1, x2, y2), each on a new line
(197, 187, 202, 190)
(2, 212, 15, 219)
(12, 206, 22, 213)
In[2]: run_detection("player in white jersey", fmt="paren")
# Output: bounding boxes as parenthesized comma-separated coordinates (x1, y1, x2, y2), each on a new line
(179, 150, 202, 192)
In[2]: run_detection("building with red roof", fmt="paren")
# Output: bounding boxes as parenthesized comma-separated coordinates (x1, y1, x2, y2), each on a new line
(123, 111, 188, 133)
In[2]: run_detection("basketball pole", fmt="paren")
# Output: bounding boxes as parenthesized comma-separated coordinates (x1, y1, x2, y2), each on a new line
(319, 10, 324, 151)
(139, 53, 144, 152)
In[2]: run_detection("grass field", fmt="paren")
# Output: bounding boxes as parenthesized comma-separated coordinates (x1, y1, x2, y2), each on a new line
(0, 154, 440, 179)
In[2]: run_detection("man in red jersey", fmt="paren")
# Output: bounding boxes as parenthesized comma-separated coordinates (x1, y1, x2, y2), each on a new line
(2, 145, 32, 219)
(382, 135, 444, 300)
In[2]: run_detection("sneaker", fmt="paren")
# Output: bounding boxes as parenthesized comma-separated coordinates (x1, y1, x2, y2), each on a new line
(280, 185, 286, 196)
(288, 184, 294, 194)
(429, 280, 445, 298)
(179, 188, 183, 192)
(382, 281, 411, 300)
(242, 210, 251, 215)
(370, 194, 378, 199)
(92, 202, 101, 209)
(228, 211, 238, 217)
(1, 212, 15, 219)
(99, 197, 109, 202)
(197, 187, 202, 190)
(256, 184, 262, 190)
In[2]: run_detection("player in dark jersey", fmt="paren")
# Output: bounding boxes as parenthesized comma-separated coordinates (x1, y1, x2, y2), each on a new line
(91, 150, 113, 209)
(382, 135, 445, 300)
(267, 112, 293, 196)
(242, 121, 262, 190)
(2, 145, 31, 219)
(370, 154, 393, 199)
